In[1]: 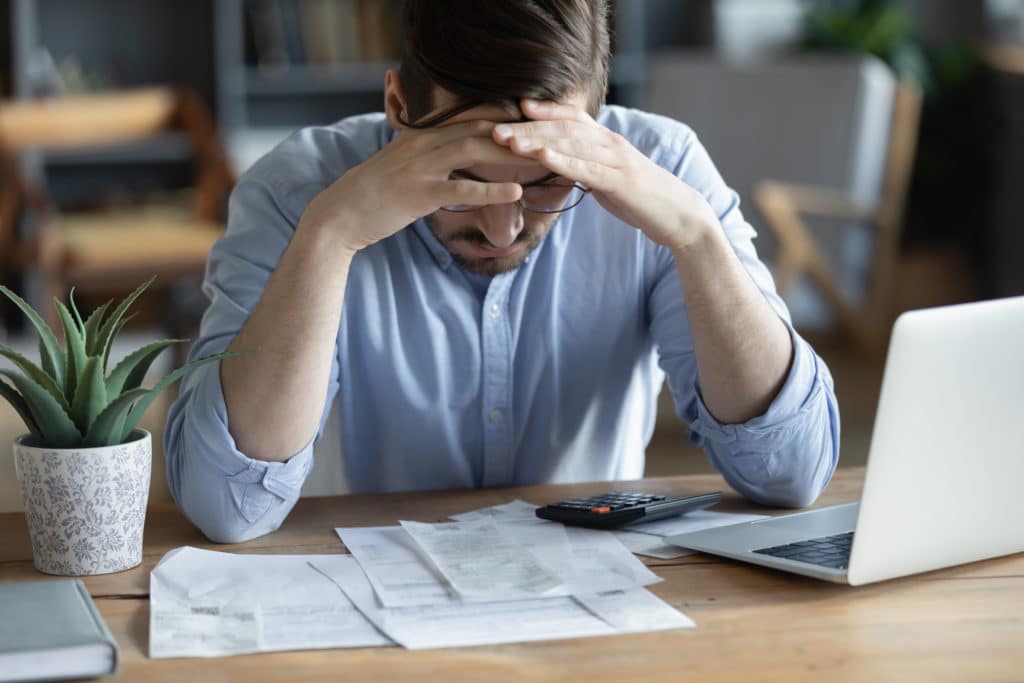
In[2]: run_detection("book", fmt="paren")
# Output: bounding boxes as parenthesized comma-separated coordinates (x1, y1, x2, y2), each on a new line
(0, 579, 118, 682)
(278, 0, 308, 65)
(248, 0, 290, 72)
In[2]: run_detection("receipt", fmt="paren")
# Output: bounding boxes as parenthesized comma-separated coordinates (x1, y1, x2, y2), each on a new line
(148, 547, 392, 658)
(400, 519, 565, 600)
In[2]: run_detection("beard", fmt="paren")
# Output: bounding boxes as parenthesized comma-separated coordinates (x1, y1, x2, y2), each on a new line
(425, 214, 550, 276)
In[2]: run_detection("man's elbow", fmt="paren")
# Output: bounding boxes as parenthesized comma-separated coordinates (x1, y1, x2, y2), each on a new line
(193, 516, 272, 545)
(754, 449, 837, 509)
(750, 478, 826, 509)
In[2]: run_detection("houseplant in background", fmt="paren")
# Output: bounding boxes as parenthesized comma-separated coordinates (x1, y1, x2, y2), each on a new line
(0, 277, 231, 576)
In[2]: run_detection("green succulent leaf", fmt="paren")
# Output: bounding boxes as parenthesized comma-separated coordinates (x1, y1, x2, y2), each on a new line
(105, 338, 184, 398)
(0, 376, 41, 440)
(0, 285, 65, 389)
(38, 338, 57, 383)
(56, 300, 87, 400)
(71, 356, 107, 435)
(96, 277, 155, 364)
(82, 300, 112, 356)
(101, 313, 137, 373)
(0, 369, 81, 448)
(105, 350, 235, 446)
(68, 288, 85, 333)
(0, 344, 71, 415)
(83, 387, 148, 448)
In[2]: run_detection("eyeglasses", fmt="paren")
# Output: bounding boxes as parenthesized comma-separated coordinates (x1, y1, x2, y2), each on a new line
(441, 176, 591, 214)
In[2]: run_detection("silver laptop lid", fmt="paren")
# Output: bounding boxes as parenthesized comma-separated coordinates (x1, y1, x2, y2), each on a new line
(848, 296, 1024, 585)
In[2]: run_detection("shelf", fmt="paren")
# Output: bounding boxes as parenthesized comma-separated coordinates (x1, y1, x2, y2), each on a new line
(41, 133, 193, 166)
(240, 62, 398, 96)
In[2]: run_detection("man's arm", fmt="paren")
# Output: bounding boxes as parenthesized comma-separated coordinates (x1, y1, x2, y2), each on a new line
(495, 101, 839, 506)
(166, 120, 532, 542)
(669, 224, 794, 425)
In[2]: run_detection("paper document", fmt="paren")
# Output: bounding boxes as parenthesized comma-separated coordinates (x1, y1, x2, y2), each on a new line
(311, 555, 611, 649)
(339, 519, 659, 607)
(449, 499, 538, 522)
(337, 526, 453, 607)
(574, 588, 695, 633)
(451, 501, 664, 593)
(311, 555, 694, 650)
(149, 547, 391, 658)
(563, 526, 662, 592)
(400, 519, 565, 600)
(624, 509, 769, 537)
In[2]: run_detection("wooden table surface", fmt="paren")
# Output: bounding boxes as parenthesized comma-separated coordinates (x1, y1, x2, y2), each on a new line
(1, 467, 1022, 682)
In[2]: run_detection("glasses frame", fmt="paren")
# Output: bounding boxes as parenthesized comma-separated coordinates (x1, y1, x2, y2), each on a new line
(440, 171, 591, 214)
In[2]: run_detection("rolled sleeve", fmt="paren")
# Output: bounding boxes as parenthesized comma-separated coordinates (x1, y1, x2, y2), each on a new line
(645, 126, 842, 509)
(166, 360, 315, 543)
(686, 327, 840, 507)
(164, 148, 337, 543)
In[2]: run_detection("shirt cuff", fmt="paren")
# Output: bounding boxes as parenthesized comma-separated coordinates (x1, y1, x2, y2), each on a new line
(189, 362, 315, 523)
(687, 325, 823, 450)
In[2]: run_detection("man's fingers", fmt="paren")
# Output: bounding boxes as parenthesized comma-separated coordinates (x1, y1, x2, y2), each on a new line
(508, 134, 622, 169)
(521, 99, 592, 123)
(401, 119, 498, 154)
(535, 147, 614, 193)
(493, 118, 582, 145)
(434, 178, 522, 208)
(434, 136, 538, 172)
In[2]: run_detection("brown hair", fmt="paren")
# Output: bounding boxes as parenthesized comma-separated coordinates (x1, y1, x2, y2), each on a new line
(398, 0, 612, 128)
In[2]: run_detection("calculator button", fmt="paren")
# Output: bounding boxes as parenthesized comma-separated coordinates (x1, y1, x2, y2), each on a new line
(590, 507, 612, 513)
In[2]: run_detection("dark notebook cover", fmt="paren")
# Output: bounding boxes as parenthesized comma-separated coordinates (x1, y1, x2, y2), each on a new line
(0, 579, 118, 682)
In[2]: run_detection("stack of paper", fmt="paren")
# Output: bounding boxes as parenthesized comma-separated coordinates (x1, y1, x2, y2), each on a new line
(319, 500, 695, 649)
(150, 498, 755, 656)
(149, 547, 390, 658)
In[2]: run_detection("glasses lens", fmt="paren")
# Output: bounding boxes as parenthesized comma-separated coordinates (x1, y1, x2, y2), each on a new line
(521, 183, 585, 213)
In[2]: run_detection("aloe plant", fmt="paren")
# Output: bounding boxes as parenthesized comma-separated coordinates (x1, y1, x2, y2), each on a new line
(0, 277, 231, 448)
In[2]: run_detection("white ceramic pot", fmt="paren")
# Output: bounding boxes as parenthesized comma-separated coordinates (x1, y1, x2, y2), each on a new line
(13, 429, 151, 576)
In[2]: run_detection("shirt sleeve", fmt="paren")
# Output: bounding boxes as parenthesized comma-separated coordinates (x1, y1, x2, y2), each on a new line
(646, 130, 841, 508)
(163, 168, 340, 543)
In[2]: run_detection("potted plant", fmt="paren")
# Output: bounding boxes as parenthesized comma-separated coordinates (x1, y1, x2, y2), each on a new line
(0, 277, 230, 576)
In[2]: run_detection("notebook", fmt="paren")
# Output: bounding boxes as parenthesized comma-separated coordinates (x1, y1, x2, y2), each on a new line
(0, 579, 118, 682)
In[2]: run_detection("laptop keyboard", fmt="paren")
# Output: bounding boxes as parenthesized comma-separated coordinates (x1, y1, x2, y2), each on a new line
(753, 531, 854, 570)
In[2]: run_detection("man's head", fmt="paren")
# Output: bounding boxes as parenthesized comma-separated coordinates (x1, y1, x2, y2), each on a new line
(385, 0, 612, 275)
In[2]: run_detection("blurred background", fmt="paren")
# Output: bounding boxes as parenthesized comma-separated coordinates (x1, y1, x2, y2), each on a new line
(0, 0, 1022, 509)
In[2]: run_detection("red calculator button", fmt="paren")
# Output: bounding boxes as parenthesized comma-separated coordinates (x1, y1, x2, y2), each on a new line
(590, 506, 612, 514)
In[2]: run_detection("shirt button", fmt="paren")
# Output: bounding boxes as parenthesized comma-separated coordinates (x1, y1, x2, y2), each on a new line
(488, 303, 501, 318)
(489, 408, 504, 424)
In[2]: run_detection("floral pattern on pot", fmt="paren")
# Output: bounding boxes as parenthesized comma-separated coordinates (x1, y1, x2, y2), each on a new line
(13, 430, 151, 576)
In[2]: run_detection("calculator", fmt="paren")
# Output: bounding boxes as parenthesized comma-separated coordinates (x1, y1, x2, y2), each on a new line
(535, 491, 722, 529)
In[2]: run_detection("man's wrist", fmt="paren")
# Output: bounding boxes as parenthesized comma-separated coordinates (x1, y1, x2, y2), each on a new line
(667, 212, 723, 261)
(294, 208, 362, 262)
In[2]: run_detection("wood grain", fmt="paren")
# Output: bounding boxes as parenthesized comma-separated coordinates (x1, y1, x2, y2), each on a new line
(3, 468, 1021, 681)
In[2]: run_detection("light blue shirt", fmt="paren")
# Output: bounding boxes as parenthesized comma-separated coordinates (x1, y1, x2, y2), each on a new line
(165, 106, 840, 543)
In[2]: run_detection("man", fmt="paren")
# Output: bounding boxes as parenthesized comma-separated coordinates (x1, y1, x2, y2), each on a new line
(166, 0, 839, 543)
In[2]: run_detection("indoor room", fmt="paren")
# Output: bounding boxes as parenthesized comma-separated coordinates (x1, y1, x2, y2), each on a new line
(0, 1, 1021, 680)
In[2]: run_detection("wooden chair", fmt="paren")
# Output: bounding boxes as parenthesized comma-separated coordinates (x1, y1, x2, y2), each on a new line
(753, 81, 923, 355)
(0, 87, 235, 332)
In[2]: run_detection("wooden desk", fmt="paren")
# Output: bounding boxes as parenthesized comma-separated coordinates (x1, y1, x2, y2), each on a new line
(1, 468, 1021, 681)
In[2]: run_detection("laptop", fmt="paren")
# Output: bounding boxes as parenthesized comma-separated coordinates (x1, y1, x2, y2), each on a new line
(667, 296, 1024, 585)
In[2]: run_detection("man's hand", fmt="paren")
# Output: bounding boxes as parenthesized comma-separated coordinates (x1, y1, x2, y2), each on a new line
(298, 120, 533, 253)
(493, 99, 719, 251)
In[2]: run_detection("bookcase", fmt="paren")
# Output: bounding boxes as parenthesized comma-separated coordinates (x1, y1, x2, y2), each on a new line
(3, 0, 707, 173)
(214, 0, 668, 169)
